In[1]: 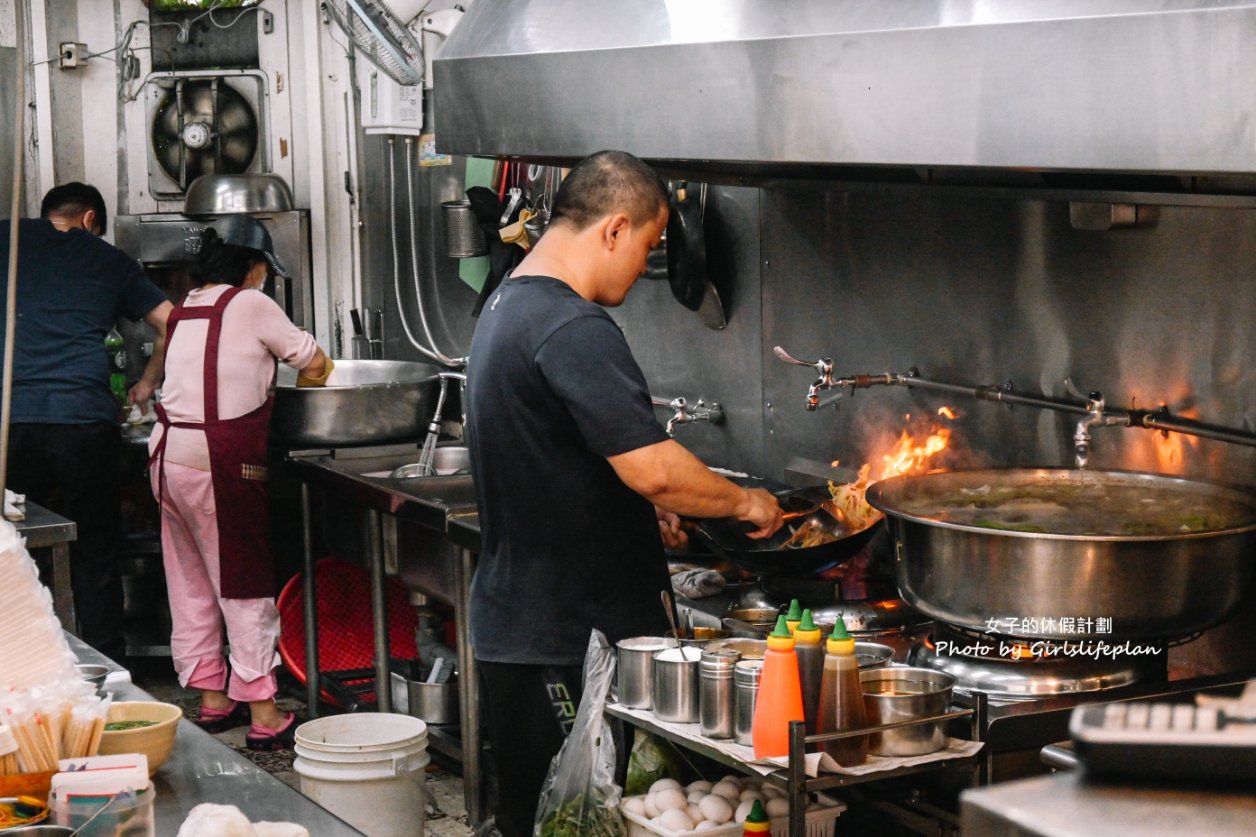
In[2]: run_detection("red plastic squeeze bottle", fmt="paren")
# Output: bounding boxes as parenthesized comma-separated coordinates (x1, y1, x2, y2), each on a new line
(752, 615, 806, 759)
(742, 799, 771, 834)
(816, 615, 868, 766)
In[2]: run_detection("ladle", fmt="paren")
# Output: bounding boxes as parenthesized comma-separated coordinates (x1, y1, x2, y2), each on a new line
(660, 589, 685, 647)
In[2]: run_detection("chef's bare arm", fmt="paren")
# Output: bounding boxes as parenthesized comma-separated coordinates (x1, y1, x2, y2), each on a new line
(130, 300, 174, 410)
(609, 439, 784, 538)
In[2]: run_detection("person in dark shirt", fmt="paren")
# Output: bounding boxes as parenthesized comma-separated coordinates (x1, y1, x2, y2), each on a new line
(465, 150, 783, 836)
(1, 182, 173, 660)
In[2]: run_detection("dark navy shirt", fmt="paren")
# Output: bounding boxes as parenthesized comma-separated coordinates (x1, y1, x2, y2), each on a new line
(466, 275, 672, 665)
(0, 218, 167, 424)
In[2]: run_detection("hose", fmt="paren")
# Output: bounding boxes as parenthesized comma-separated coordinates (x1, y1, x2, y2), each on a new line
(2, 0, 28, 494)
(387, 138, 463, 366)
(404, 137, 466, 368)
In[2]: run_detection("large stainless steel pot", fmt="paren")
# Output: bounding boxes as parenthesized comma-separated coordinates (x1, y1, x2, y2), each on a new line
(866, 468, 1256, 640)
(271, 360, 440, 447)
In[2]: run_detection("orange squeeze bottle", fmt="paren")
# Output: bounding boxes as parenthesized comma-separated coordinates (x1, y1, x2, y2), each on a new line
(752, 615, 806, 759)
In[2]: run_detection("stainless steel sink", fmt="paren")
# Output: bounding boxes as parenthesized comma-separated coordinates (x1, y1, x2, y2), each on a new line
(386, 473, 477, 507)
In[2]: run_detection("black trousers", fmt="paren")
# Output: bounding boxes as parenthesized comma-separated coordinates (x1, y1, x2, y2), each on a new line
(477, 659, 584, 837)
(8, 422, 125, 660)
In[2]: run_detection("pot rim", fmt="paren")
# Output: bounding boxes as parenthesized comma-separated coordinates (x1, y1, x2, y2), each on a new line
(868, 466, 1256, 542)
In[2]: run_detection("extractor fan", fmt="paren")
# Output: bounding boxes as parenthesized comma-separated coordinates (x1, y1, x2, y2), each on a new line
(324, 0, 424, 86)
(147, 72, 266, 197)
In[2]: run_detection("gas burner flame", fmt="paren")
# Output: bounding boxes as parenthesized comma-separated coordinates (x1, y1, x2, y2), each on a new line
(1152, 405, 1199, 472)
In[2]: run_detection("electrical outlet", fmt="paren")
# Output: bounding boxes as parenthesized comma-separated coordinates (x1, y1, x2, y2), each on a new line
(58, 42, 87, 69)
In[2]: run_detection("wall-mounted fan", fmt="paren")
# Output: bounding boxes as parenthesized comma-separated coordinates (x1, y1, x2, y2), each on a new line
(145, 70, 267, 198)
(323, 0, 424, 86)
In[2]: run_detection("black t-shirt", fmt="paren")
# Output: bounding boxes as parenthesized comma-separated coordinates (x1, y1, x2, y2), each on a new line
(466, 275, 672, 664)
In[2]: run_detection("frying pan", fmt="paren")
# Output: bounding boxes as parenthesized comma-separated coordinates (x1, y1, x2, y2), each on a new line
(666, 182, 726, 329)
(695, 485, 884, 577)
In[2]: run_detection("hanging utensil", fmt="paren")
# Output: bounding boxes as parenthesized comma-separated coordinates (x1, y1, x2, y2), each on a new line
(666, 181, 726, 330)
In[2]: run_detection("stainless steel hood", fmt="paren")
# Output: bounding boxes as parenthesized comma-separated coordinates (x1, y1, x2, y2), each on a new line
(434, 0, 1256, 184)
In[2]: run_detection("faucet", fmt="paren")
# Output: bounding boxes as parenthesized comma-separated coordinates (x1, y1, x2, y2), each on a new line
(651, 396, 725, 437)
(772, 346, 839, 410)
(1065, 378, 1112, 469)
(417, 371, 469, 475)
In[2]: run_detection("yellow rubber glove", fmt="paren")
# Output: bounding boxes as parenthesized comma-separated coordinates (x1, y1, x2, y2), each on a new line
(297, 356, 334, 388)
(498, 208, 536, 251)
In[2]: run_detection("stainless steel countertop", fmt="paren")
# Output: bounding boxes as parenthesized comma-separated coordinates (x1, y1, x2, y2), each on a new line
(68, 635, 365, 835)
(961, 770, 1256, 836)
(13, 501, 77, 548)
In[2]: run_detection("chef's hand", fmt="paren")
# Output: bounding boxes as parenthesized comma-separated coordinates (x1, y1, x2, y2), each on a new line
(128, 379, 158, 414)
(297, 354, 334, 387)
(656, 506, 689, 551)
(735, 488, 785, 539)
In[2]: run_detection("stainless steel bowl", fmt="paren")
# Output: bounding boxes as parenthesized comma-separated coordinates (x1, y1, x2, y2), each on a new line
(184, 173, 295, 215)
(76, 663, 110, 694)
(271, 360, 440, 447)
(868, 468, 1256, 640)
(861, 666, 956, 756)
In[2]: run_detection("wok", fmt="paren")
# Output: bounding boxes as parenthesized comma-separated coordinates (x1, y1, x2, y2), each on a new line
(867, 468, 1256, 640)
(695, 485, 883, 577)
(666, 182, 726, 330)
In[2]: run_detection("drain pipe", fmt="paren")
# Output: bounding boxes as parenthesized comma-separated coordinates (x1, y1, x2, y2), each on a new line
(2, 0, 28, 494)
(405, 137, 466, 368)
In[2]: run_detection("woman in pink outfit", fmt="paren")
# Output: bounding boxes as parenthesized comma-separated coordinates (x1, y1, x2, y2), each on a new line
(149, 215, 332, 750)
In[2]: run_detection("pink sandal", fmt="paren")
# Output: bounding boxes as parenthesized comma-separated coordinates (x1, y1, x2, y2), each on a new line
(192, 701, 251, 733)
(245, 713, 297, 751)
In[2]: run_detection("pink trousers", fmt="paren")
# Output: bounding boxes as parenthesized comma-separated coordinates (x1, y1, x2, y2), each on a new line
(152, 461, 281, 702)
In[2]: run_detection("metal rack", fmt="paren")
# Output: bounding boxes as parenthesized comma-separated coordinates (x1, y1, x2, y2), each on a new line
(607, 693, 988, 837)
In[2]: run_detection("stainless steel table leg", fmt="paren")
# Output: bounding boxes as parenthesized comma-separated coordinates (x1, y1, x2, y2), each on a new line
(50, 543, 76, 632)
(301, 483, 321, 718)
(367, 508, 392, 713)
(453, 545, 483, 825)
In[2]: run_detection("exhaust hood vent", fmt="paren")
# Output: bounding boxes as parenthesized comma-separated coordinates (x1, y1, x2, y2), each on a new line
(434, 0, 1256, 192)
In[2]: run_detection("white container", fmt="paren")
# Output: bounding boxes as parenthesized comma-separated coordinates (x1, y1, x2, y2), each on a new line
(620, 792, 844, 837)
(294, 713, 430, 837)
(51, 783, 155, 836)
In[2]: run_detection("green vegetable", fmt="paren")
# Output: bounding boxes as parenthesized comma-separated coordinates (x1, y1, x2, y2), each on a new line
(971, 520, 1047, 533)
(105, 720, 158, 731)
(538, 793, 622, 837)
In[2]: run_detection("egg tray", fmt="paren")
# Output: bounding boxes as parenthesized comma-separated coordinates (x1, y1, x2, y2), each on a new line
(619, 793, 844, 837)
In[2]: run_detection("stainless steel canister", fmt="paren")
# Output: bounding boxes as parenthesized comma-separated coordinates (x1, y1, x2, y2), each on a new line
(733, 659, 764, 746)
(616, 637, 670, 709)
(699, 648, 741, 739)
(652, 647, 702, 723)
(441, 199, 488, 258)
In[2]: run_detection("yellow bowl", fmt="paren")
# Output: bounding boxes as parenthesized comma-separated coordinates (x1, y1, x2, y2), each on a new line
(95, 701, 182, 776)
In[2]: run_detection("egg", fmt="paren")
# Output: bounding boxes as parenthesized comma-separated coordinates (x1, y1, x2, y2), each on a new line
(710, 780, 741, 801)
(686, 780, 713, 794)
(655, 788, 688, 812)
(644, 793, 660, 819)
(760, 784, 785, 800)
(651, 778, 684, 794)
(734, 799, 756, 824)
(738, 789, 763, 802)
(657, 808, 695, 833)
(622, 797, 645, 816)
(698, 793, 734, 824)
(765, 797, 790, 817)
(686, 804, 703, 824)
(694, 822, 722, 832)
(721, 774, 744, 785)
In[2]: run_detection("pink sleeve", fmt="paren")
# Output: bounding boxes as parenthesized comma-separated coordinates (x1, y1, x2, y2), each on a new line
(241, 290, 319, 369)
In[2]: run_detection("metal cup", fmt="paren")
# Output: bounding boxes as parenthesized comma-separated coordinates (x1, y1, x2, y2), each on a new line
(699, 648, 740, 739)
(616, 637, 670, 709)
(860, 666, 957, 756)
(442, 199, 488, 258)
(733, 659, 764, 746)
(652, 647, 701, 723)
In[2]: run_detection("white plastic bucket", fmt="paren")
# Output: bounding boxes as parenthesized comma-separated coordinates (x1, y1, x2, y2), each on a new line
(293, 713, 430, 837)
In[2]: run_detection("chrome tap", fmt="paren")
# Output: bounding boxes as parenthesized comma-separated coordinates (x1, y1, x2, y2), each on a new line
(773, 346, 839, 410)
(651, 396, 725, 436)
(1066, 379, 1107, 468)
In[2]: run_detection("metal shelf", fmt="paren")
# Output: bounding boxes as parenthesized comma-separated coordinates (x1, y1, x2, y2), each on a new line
(607, 693, 988, 837)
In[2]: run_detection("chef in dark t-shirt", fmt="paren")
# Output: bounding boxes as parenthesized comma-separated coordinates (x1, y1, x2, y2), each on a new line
(465, 150, 784, 836)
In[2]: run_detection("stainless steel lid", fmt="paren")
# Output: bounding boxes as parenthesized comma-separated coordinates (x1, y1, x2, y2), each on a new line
(184, 173, 295, 216)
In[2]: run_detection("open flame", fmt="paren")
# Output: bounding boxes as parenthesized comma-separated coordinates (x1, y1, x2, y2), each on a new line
(828, 410, 956, 530)
(1152, 406, 1199, 472)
